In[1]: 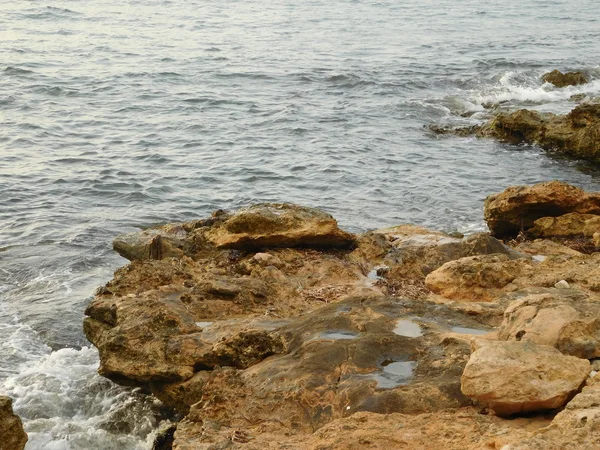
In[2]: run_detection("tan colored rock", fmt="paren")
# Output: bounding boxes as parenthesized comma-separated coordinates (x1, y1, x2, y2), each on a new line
(542, 70, 589, 88)
(84, 293, 284, 384)
(205, 203, 356, 250)
(506, 381, 600, 449)
(484, 181, 600, 237)
(371, 226, 523, 300)
(461, 340, 590, 416)
(174, 408, 546, 450)
(0, 396, 27, 450)
(498, 293, 600, 358)
(424, 254, 532, 302)
(529, 212, 600, 238)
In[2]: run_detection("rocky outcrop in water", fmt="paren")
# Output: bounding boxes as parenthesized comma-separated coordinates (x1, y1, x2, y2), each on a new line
(542, 70, 589, 88)
(84, 184, 600, 449)
(432, 102, 600, 164)
(0, 396, 28, 450)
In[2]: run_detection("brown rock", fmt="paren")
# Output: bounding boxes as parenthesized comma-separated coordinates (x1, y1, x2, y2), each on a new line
(507, 380, 600, 449)
(205, 203, 356, 250)
(542, 70, 589, 88)
(0, 396, 27, 450)
(484, 181, 600, 237)
(498, 293, 600, 359)
(174, 408, 547, 450)
(424, 254, 532, 302)
(529, 213, 600, 239)
(461, 340, 590, 416)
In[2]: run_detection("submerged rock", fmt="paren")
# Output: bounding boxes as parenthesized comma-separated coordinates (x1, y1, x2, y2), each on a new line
(542, 70, 589, 88)
(484, 181, 600, 237)
(0, 396, 27, 450)
(461, 340, 590, 416)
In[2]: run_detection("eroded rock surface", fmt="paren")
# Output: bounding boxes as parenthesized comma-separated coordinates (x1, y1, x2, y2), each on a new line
(498, 293, 600, 359)
(84, 197, 600, 449)
(432, 103, 600, 164)
(542, 70, 589, 88)
(461, 340, 590, 416)
(0, 396, 27, 450)
(484, 181, 600, 237)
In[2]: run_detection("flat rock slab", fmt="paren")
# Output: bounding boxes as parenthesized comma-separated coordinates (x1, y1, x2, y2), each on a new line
(205, 203, 356, 250)
(461, 340, 590, 416)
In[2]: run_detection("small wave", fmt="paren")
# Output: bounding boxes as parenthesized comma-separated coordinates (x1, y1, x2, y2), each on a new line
(2, 346, 168, 450)
(475, 77, 600, 105)
(4, 66, 35, 76)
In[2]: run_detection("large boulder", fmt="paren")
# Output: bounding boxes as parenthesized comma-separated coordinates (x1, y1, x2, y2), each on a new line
(484, 181, 600, 237)
(542, 70, 589, 88)
(498, 293, 600, 359)
(0, 396, 27, 450)
(461, 340, 590, 416)
(205, 203, 356, 250)
(424, 254, 532, 302)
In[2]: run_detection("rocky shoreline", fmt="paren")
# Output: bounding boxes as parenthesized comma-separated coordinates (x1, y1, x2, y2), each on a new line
(431, 70, 600, 165)
(79, 181, 600, 449)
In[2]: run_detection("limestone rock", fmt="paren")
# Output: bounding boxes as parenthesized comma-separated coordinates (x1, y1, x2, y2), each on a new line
(498, 293, 600, 359)
(174, 408, 546, 450)
(113, 226, 187, 261)
(506, 381, 600, 449)
(484, 181, 600, 237)
(529, 213, 600, 238)
(542, 70, 589, 88)
(0, 396, 27, 450)
(477, 104, 600, 164)
(424, 254, 532, 302)
(461, 340, 590, 416)
(205, 203, 356, 250)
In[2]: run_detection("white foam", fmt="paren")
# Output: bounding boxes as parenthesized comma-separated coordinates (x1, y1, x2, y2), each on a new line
(472, 71, 600, 106)
(0, 299, 166, 450)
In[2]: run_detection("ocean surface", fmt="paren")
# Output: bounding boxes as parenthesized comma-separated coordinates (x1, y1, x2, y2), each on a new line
(1, 0, 600, 448)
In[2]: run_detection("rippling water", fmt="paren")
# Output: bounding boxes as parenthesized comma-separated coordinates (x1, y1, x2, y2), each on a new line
(2, 0, 600, 447)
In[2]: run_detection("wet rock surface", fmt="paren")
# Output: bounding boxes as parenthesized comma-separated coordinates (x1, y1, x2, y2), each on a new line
(542, 70, 589, 88)
(0, 396, 28, 450)
(84, 195, 600, 448)
(432, 102, 600, 164)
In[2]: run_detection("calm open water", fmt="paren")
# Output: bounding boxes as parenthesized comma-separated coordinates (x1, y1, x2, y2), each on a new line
(1, 0, 600, 448)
